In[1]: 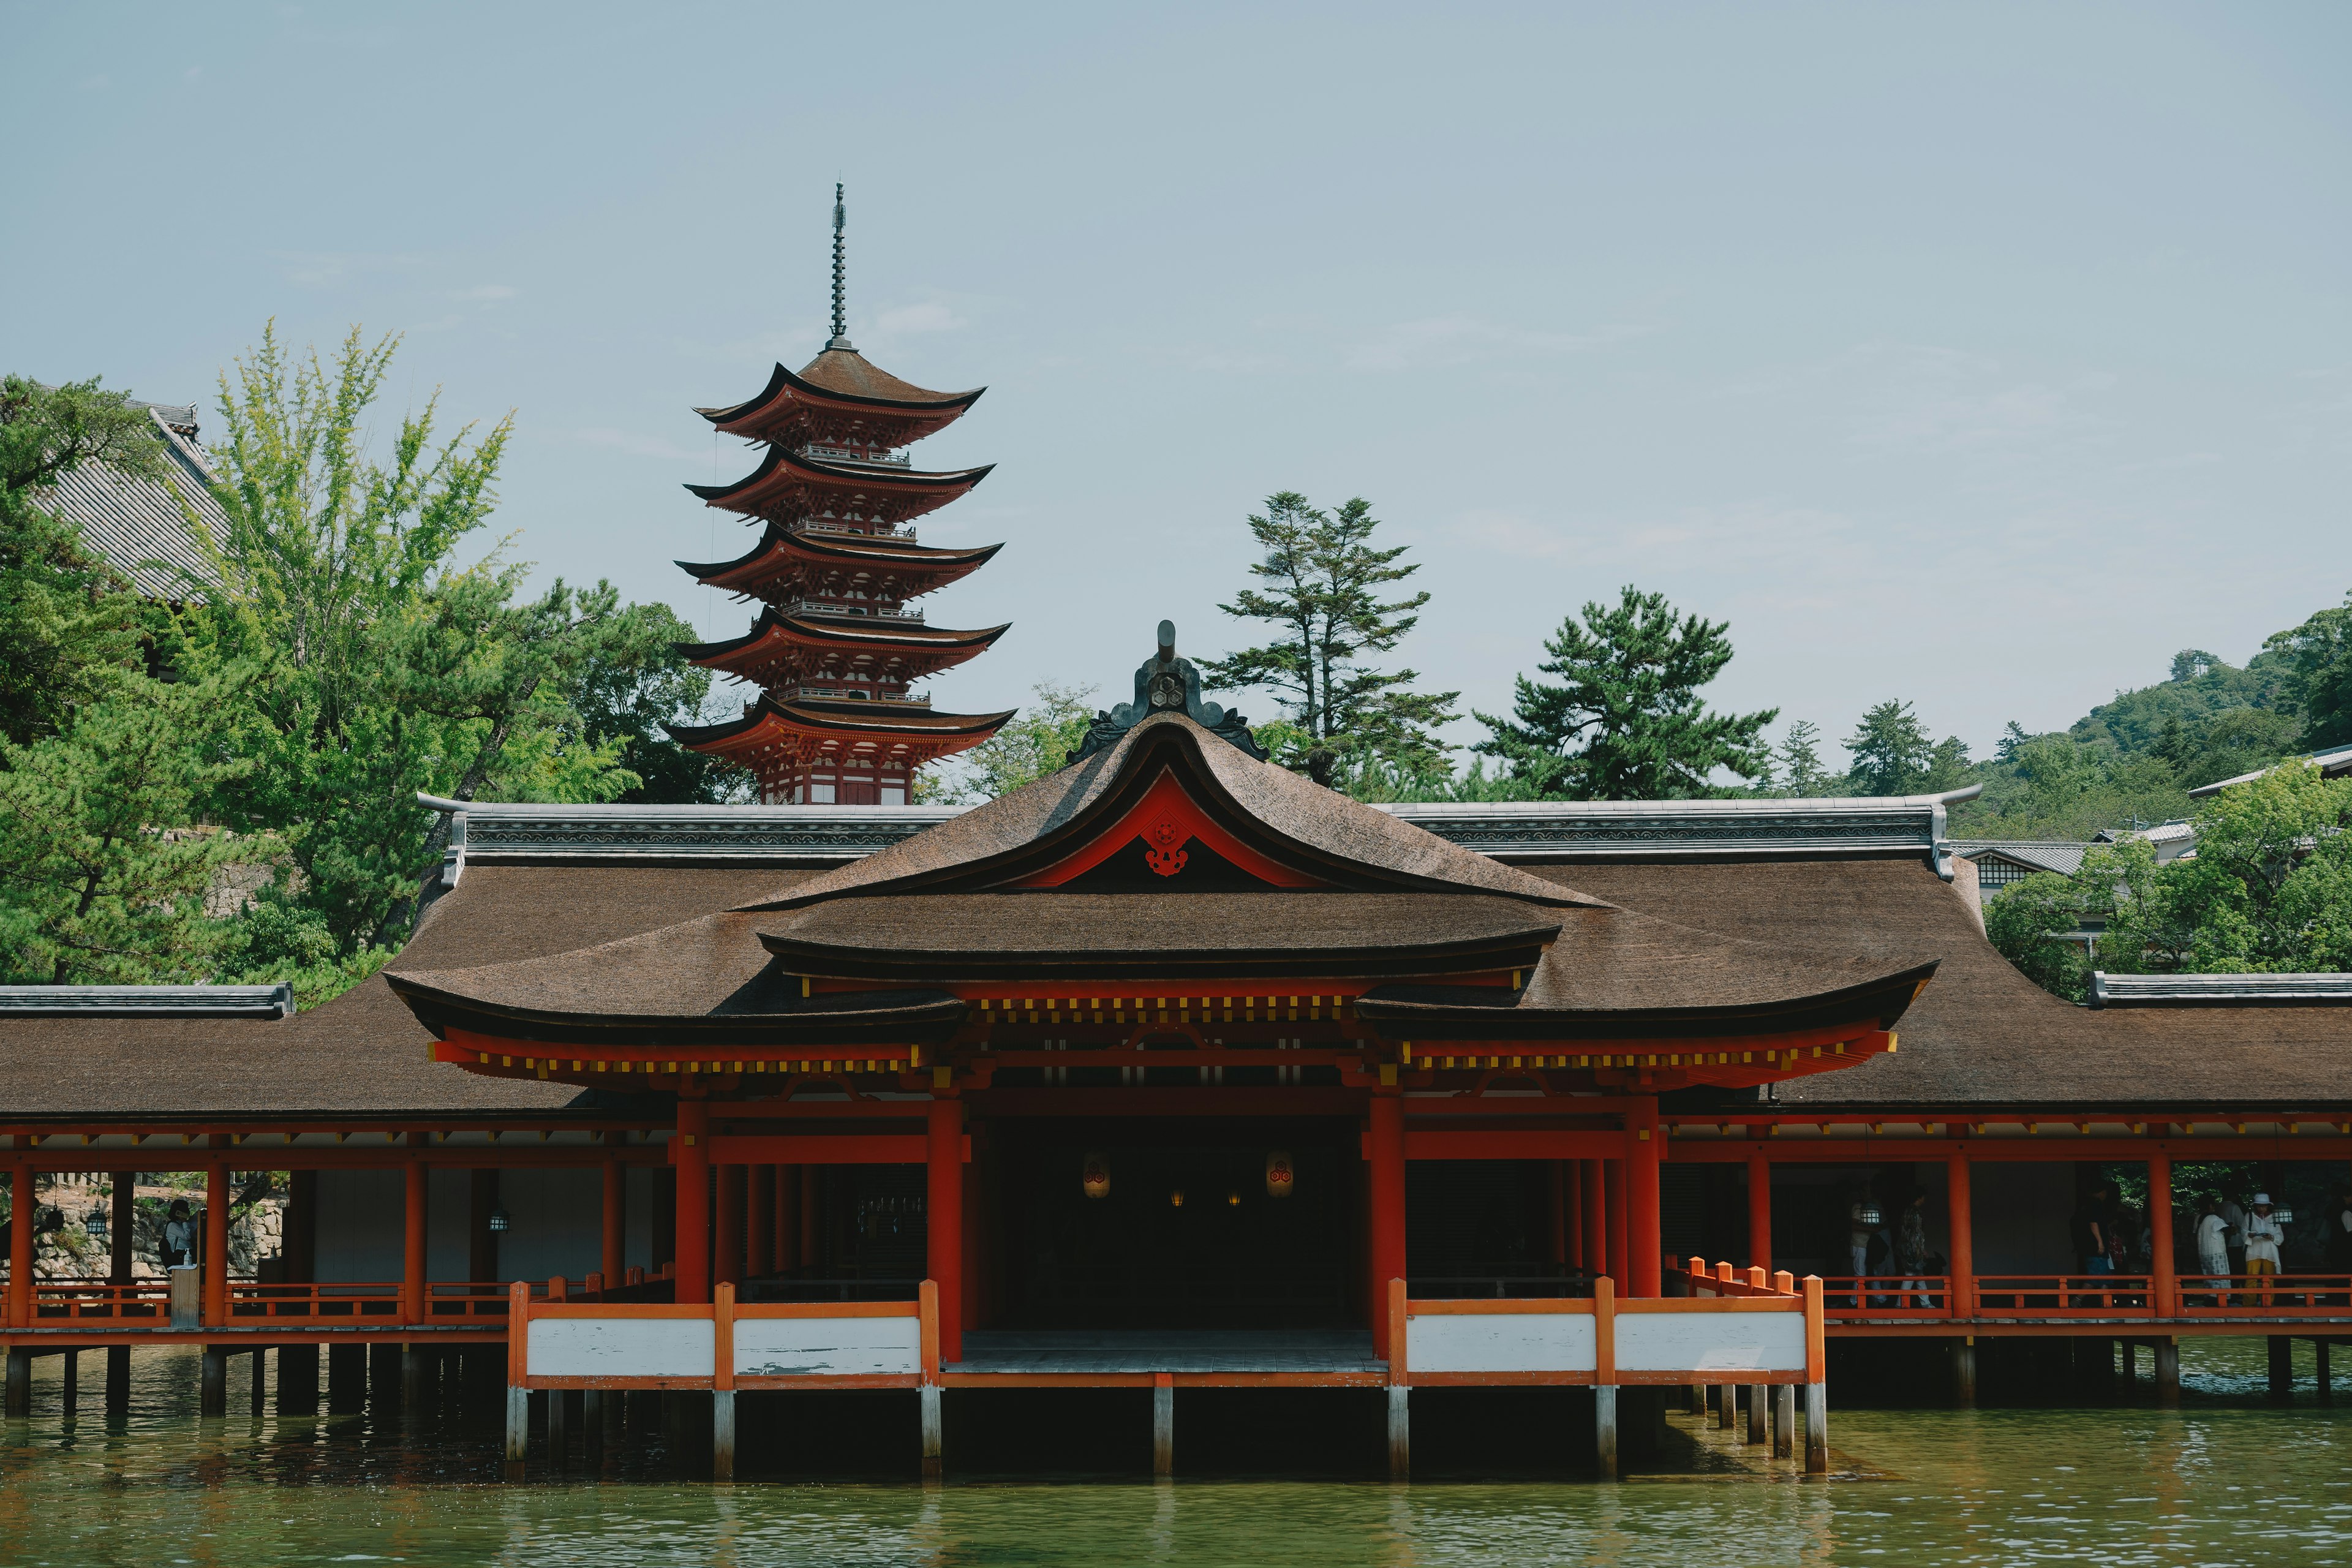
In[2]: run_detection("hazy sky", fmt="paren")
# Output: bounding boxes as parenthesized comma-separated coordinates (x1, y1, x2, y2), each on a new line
(9, 3, 2348, 764)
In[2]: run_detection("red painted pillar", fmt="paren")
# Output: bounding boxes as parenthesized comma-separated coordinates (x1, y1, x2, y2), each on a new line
(203, 1161, 230, 1326)
(746, 1164, 774, 1278)
(1605, 1159, 1628, 1287)
(927, 1096, 964, 1365)
(1947, 1152, 1975, 1316)
(2149, 1153, 2176, 1318)
(601, 1156, 626, 1286)
(674, 1098, 711, 1305)
(404, 1159, 429, 1324)
(1368, 1093, 1407, 1356)
(1582, 1158, 1608, 1275)
(1747, 1152, 1773, 1272)
(714, 1164, 745, 1289)
(1627, 1100, 1662, 1298)
(7, 1161, 32, 1328)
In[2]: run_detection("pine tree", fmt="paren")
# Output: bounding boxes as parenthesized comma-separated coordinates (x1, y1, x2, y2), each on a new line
(1202, 492, 1457, 777)
(1777, 720, 1833, 796)
(1473, 586, 1777, 799)
(1844, 701, 1936, 794)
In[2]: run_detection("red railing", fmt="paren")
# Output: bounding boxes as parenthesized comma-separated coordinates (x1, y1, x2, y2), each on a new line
(30, 1281, 172, 1321)
(1818, 1275, 1956, 1317)
(2174, 1273, 2352, 1316)
(230, 1283, 404, 1320)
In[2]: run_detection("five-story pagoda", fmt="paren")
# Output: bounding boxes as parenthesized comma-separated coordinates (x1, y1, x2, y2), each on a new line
(670, 187, 1014, 804)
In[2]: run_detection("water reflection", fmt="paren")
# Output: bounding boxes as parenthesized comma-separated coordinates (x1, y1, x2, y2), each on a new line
(0, 1341, 2346, 1566)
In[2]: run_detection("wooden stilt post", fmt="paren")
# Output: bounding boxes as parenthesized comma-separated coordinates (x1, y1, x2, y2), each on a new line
(504, 1279, 530, 1477)
(1954, 1337, 1978, 1406)
(1387, 1277, 1409, 1480)
(927, 1096, 965, 1366)
(1747, 1152, 1773, 1272)
(2318, 1340, 2333, 1404)
(1718, 1381, 1735, 1429)
(1152, 1372, 1175, 1478)
(200, 1345, 227, 1417)
(2157, 1336, 2180, 1404)
(548, 1382, 570, 1467)
(1747, 1381, 1767, 1444)
(61, 1349, 77, 1416)
(583, 1390, 604, 1463)
(712, 1280, 736, 1480)
(1594, 1275, 1618, 1478)
(919, 1277, 944, 1482)
(1773, 1382, 1794, 1458)
(1804, 1275, 1828, 1474)
(2269, 1336, 2294, 1401)
(250, 1348, 267, 1416)
(675, 1098, 711, 1305)
(3, 1348, 28, 1417)
(402, 1344, 431, 1418)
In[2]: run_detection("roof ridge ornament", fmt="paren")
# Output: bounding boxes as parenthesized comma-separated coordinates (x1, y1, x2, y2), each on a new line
(827, 183, 853, 351)
(1069, 620, 1268, 764)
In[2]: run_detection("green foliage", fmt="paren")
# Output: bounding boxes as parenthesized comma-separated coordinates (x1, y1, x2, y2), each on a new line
(2070, 649, 2288, 755)
(923, 682, 1098, 802)
(1841, 701, 1969, 795)
(1983, 870, 2095, 1001)
(2264, 591, 2352, 750)
(0, 375, 165, 745)
(2091, 760, 2352, 975)
(1202, 492, 1458, 775)
(1473, 586, 1776, 800)
(0, 677, 256, 982)
(1774, 720, 1836, 796)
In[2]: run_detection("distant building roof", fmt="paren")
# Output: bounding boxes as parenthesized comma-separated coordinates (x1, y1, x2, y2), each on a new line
(43, 402, 228, 598)
(2095, 820, 2195, 846)
(1951, 840, 2089, 878)
(2090, 971, 2352, 1008)
(2188, 745, 2352, 799)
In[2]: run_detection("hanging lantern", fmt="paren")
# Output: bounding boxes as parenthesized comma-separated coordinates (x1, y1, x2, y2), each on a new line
(488, 1207, 512, 1233)
(1227, 1191, 1241, 1207)
(1265, 1150, 1295, 1199)
(1081, 1151, 1110, 1200)
(1170, 1188, 1185, 1208)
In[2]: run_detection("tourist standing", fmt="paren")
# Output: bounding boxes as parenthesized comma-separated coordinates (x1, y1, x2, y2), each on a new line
(2072, 1186, 2111, 1275)
(2243, 1193, 2285, 1306)
(2195, 1200, 2232, 1305)
(1894, 1191, 1933, 1307)
(162, 1199, 197, 1269)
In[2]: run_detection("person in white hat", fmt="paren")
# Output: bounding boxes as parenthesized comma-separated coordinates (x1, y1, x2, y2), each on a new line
(2243, 1193, 2286, 1305)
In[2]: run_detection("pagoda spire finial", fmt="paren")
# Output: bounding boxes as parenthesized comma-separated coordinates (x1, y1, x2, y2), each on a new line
(827, 183, 853, 350)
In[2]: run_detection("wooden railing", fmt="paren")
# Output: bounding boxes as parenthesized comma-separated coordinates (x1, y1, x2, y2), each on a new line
(30, 1281, 171, 1321)
(1817, 1275, 1957, 1317)
(2175, 1273, 2352, 1316)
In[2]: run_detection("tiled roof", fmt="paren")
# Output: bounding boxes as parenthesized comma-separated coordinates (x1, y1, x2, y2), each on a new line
(2189, 746, 2352, 799)
(1951, 840, 2089, 877)
(43, 407, 228, 597)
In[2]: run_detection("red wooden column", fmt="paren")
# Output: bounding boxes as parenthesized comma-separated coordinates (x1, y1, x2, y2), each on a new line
(6, 1161, 31, 1328)
(714, 1164, 745, 1289)
(1626, 1101, 1662, 1298)
(674, 1099, 711, 1305)
(2148, 1152, 2176, 1318)
(1945, 1151, 1975, 1317)
(1605, 1159, 1628, 1286)
(601, 1155, 626, 1286)
(1747, 1150, 1773, 1272)
(746, 1164, 774, 1278)
(927, 1096, 965, 1365)
(403, 1158, 429, 1324)
(1368, 1092, 1407, 1357)
(1581, 1159, 1608, 1275)
(203, 1161, 230, 1325)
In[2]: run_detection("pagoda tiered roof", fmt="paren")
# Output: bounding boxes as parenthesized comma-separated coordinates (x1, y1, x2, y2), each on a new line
(678, 524, 1001, 606)
(696, 347, 985, 450)
(676, 607, 1010, 687)
(669, 694, 1016, 775)
(687, 444, 992, 528)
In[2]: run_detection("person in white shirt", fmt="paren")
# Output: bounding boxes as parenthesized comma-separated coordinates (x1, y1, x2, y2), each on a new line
(2195, 1200, 2232, 1305)
(2242, 1193, 2286, 1306)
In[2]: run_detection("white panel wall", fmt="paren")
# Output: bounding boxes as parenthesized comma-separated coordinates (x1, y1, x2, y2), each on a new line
(1614, 1311, 1807, 1373)
(314, 1169, 403, 1282)
(1409, 1313, 1596, 1374)
(736, 1316, 922, 1378)
(528, 1317, 713, 1379)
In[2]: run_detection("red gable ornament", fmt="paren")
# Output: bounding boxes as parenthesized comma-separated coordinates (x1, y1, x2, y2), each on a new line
(1144, 817, 1189, 878)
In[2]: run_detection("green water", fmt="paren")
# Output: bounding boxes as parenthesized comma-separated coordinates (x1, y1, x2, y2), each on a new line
(3, 1341, 2348, 1566)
